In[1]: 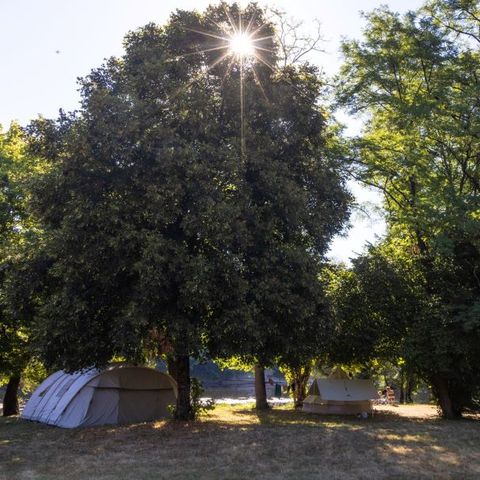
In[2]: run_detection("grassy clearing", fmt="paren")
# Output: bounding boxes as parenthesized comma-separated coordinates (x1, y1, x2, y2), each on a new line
(1, 404, 479, 480)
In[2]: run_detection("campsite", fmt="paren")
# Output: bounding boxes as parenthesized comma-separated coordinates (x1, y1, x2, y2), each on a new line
(1, 0, 480, 478)
(2, 403, 480, 480)
(2, 364, 480, 479)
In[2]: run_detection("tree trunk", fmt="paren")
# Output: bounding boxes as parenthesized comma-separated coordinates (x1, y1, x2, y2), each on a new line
(3, 375, 20, 417)
(431, 375, 460, 419)
(399, 368, 406, 404)
(254, 365, 269, 410)
(406, 374, 414, 403)
(292, 364, 312, 409)
(171, 354, 193, 421)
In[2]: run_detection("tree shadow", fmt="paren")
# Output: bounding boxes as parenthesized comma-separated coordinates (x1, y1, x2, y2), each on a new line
(3, 406, 480, 479)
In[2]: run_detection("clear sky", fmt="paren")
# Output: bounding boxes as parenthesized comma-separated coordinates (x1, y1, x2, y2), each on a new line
(0, 0, 424, 262)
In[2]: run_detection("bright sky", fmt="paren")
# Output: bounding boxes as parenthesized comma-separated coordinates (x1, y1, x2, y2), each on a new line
(0, 0, 424, 262)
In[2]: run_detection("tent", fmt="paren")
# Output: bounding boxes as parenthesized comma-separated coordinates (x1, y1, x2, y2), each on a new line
(303, 376, 378, 415)
(22, 364, 177, 428)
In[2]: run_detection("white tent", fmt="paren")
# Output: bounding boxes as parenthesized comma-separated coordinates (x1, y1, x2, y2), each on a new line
(22, 364, 177, 428)
(303, 377, 379, 415)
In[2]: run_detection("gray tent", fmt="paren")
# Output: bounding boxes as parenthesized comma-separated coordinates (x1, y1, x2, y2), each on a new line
(303, 377, 378, 415)
(22, 364, 177, 428)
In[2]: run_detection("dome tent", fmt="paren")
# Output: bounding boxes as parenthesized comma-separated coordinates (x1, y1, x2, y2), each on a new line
(22, 364, 177, 428)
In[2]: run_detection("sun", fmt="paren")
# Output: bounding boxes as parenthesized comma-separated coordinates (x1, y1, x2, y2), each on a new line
(229, 32, 255, 57)
(180, 7, 274, 158)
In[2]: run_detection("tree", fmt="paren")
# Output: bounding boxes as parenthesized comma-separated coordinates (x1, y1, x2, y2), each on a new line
(267, 8, 323, 67)
(28, 3, 350, 419)
(425, 0, 480, 45)
(0, 123, 45, 416)
(336, 2, 480, 417)
(326, 242, 480, 416)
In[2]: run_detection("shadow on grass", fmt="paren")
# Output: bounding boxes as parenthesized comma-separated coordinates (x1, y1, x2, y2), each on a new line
(2, 405, 480, 480)
(230, 404, 450, 427)
(2, 403, 478, 439)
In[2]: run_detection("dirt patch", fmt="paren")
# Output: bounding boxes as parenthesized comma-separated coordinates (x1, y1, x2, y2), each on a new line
(374, 403, 439, 419)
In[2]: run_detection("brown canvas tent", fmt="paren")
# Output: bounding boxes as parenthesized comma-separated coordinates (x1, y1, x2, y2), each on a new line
(303, 377, 379, 415)
(22, 364, 177, 428)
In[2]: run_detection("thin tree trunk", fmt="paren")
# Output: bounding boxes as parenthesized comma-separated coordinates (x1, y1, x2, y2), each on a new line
(254, 365, 269, 410)
(431, 375, 460, 419)
(3, 375, 20, 417)
(400, 368, 405, 404)
(172, 354, 193, 421)
(406, 374, 414, 403)
(293, 364, 311, 409)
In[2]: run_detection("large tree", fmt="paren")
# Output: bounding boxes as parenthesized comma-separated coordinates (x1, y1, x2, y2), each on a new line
(28, 2, 350, 419)
(336, 1, 480, 417)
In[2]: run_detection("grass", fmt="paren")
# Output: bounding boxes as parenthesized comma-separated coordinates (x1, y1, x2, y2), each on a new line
(1, 404, 479, 480)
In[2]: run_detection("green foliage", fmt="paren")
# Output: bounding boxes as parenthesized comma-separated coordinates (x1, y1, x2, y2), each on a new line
(0, 124, 45, 385)
(168, 378, 215, 419)
(28, 3, 350, 376)
(213, 356, 253, 373)
(279, 360, 313, 408)
(336, 0, 480, 417)
(190, 378, 215, 416)
(24, 3, 350, 419)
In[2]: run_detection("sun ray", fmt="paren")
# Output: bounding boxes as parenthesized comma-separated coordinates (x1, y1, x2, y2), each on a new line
(252, 65, 270, 103)
(168, 44, 230, 62)
(253, 45, 275, 54)
(169, 50, 231, 100)
(251, 35, 275, 43)
(245, 10, 257, 36)
(253, 51, 276, 72)
(247, 20, 269, 39)
(175, 7, 281, 160)
(185, 27, 230, 43)
(223, 5, 239, 36)
(204, 14, 230, 35)
(239, 41, 246, 157)
(221, 55, 237, 88)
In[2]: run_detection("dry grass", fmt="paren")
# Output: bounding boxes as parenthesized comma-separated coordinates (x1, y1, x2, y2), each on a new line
(1, 404, 479, 480)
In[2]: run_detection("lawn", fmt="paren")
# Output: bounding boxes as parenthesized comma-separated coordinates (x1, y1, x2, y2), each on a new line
(1, 404, 479, 480)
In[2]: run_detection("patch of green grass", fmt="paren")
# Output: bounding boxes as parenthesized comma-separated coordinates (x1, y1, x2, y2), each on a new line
(1, 404, 479, 480)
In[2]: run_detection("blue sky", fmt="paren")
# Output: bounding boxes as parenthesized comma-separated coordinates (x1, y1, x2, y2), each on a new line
(0, 0, 424, 262)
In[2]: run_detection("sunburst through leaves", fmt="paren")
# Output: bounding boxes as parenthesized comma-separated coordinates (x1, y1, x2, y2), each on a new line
(180, 7, 276, 158)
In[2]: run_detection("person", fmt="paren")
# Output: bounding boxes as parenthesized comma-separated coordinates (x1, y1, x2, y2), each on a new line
(386, 386, 395, 403)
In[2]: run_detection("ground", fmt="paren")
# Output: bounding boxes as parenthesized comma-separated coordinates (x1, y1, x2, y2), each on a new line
(1, 404, 479, 480)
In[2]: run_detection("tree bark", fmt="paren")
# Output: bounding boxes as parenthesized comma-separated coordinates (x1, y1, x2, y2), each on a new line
(254, 365, 269, 410)
(400, 368, 406, 404)
(292, 364, 312, 409)
(171, 354, 193, 421)
(431, 375, 461, 419)
(3, 375, 20, 417)
(406, 374, 414, 403)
